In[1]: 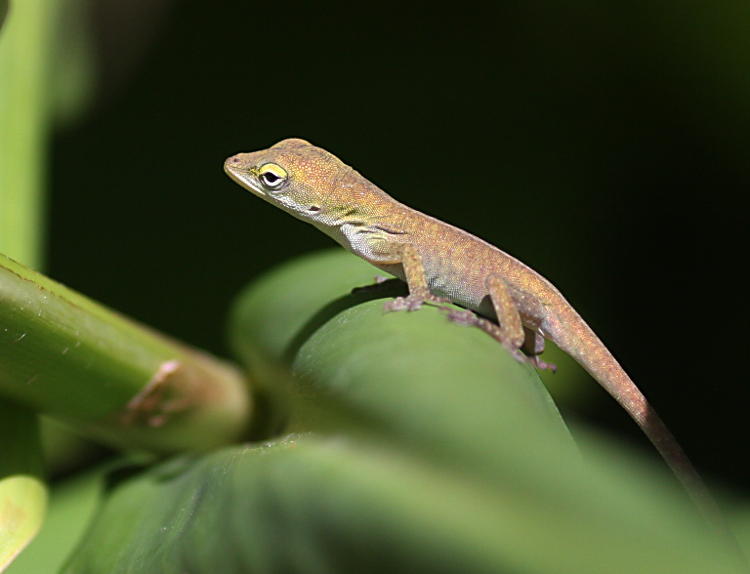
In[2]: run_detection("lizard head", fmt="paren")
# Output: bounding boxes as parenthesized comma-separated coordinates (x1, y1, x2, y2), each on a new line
(224, 138, 362, 226)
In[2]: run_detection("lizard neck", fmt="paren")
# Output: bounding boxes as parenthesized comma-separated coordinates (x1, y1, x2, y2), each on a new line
(311, 170, 411, 260)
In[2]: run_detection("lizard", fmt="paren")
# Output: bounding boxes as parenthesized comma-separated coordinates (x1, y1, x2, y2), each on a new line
(223, 137, 727, 537)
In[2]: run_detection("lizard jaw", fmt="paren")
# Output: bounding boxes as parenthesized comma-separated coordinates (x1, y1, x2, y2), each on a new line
(223, 157, 266, 197)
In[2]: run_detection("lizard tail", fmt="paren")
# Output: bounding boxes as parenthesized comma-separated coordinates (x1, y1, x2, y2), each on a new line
(544, 305, 743, 557)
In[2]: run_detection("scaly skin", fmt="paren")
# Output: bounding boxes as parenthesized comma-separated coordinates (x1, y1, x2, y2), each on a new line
(224, 138, 726, 535)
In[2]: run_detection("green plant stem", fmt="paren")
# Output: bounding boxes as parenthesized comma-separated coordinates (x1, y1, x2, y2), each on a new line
(1, 5, 56, 571)
(0, 253, 252, 453)
(0, 0, 57, 269)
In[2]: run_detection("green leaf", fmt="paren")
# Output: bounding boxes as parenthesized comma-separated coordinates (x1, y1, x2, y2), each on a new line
(6, 461, 113, 574)
(229, 249, 574, 479)
(0, 401, 46, 573)
(56, 249, 738, 572)
(225, 250, 738, 568)
(0, 254, 251, 453)
(63, 437, 738, 574)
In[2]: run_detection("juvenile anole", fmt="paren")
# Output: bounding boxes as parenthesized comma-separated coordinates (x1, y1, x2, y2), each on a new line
(224, 138, 724, 532)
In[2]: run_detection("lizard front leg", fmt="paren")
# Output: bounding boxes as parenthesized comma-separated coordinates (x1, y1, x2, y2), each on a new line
(383, 244, 450, 312)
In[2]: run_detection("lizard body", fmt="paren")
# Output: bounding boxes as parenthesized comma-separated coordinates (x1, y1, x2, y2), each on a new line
(224, 138, 719, 529)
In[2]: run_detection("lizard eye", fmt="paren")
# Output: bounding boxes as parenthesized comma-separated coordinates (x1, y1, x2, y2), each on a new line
(258, 163, 288, 190)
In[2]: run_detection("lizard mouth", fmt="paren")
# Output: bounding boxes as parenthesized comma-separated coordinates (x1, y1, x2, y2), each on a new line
(223, 160, 266, 197)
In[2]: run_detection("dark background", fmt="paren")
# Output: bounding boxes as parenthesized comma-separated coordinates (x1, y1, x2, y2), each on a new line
(47, 2, 748, 489)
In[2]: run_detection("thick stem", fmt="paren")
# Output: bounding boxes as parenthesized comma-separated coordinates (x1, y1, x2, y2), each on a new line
(0, 0, 57, 269)
(0, 253, 252, 453)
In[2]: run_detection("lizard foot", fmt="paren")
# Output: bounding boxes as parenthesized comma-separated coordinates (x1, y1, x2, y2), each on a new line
(384, 295, 425, 312)
(446, 309, 479, 326)
(384, 293, 450, 312)
(529, 355, 557, 373)
(448, 309, 554, 368)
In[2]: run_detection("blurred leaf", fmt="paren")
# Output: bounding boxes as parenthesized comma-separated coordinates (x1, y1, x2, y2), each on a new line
(0, 1, 7, 32)
(0, 254, 251, 453)
(6, 461, 113, 574)
(64, 436, 738, 574)
(0, 401, 46, 573)
(731, 504, 750, 564)
(0, 0, 59, 268)
(50, 249, 740, 572)
(39, 419, 107, 478)
(49, 0, 95, 125)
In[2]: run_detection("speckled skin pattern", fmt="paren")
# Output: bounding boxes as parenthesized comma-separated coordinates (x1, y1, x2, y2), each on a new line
(224, 138, 718, 524)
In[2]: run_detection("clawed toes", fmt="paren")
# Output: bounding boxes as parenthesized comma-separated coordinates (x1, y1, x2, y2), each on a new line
(447, 310, 477, 326)
(428, 295, 451, 305)
(529, 356, 557, 372)
(384, 296, 424, 312)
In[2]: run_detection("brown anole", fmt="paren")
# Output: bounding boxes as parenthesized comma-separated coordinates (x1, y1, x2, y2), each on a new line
(224, 138, 733, 541)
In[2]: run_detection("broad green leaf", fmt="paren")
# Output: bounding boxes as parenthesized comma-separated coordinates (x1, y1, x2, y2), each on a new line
(229, 250, 580, 482)
(225, 249, 740, 570)
(57, 250, 738, 572)
(63, 437, 737, 574)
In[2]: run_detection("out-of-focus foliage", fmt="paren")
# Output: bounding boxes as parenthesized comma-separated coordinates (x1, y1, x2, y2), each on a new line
(49, 0, 94, 125)
(6, 463, 108, 574)
(0, 0, 57, 268)
(56, 251, 740, 573)
(0, 0, 8, 31)
(62, 436, 737, 574)
(0, 403, 46, 573)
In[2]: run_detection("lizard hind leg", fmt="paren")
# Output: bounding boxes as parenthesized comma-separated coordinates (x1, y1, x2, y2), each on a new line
(485, 274, 525, 349)
(522, 327, 557, 373)
(383, 244, 450, 312)
(462, 274, 527, 363)
(444, 277, 557, 370)
(483, 275, 558, 370)
(436, 274, 527, 361)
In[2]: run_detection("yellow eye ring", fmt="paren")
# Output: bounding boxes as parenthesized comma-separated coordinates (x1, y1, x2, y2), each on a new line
(257, 163, 288, 190)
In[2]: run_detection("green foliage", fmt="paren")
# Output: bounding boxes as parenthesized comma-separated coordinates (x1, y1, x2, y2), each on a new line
(1, 3, 55, 570)
(230, 250, 574, 475)
(38, 250, 737, 573)
(2, 3, 748, 572)
(60, 435, 736, 574)
(0, 0, 59, 269)
(0, 1, 7, 32)
(0, 402, 45, 571)
(6, 462, 108, 574)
